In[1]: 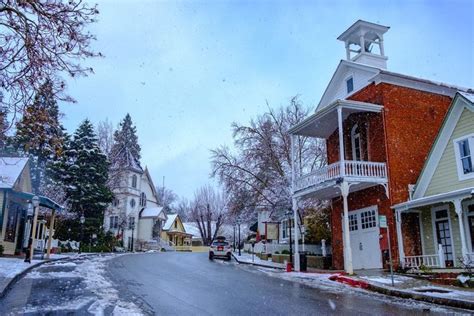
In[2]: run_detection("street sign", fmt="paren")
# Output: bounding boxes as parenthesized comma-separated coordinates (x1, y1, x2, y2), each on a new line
(379, 215, 387, 228)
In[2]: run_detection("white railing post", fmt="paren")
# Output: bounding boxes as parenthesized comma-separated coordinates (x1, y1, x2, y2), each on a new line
(321, 239, 327, 257)
(337, 107, 345, 177)
(438, 244, 446, 268)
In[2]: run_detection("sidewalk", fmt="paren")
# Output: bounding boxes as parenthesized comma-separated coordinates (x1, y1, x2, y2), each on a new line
(0, 253, 79, 298)
(232, 252, 285, 269)
(335, 270, 474, 310)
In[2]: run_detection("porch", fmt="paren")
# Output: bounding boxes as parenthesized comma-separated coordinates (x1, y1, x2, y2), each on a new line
(289, 99, 389, 274)
(394, 188, 474, 270)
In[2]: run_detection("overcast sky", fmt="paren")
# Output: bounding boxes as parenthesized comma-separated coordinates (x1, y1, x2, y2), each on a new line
(60, 0, 474, 200)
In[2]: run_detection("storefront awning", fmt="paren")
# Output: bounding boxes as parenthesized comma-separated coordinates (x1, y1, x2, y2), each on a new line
(9, 190, 63, 211)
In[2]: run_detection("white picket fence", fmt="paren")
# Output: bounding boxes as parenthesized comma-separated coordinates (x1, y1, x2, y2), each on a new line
(404, 244, 446, 269)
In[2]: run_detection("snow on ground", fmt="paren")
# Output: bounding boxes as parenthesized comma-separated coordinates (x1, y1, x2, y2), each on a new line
(24, 254, 144, 315)
(234, 253, 284, 269)
(255, 268, 460, 313)
(0, 258, 42, 278)
(408, 286, 474, 301)
(360, 275, 413, 285)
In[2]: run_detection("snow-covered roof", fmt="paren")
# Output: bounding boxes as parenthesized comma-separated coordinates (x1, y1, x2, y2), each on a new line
(140, 206, 165, 218)
(183, 223, 201, 239)
(163, 213, 178, 230)
(460, 91, 474, 103)
(111, 147, 143, 173)
(0, 157, 29, 189)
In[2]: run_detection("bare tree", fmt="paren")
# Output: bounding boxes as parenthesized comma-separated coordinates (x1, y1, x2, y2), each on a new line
(187, 185, 229, 246)
(97, 118, 115, 158)
(156, 186, 177, 212)
(0, 1, 100, 126)
(211, 96, 326, 220)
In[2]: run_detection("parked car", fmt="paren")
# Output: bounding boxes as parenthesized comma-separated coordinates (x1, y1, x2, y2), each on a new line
(209, 237, 232, 261)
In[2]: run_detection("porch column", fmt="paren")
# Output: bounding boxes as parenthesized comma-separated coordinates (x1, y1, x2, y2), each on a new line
(341, 181, 353, 274)
(290, 133, 300, 271)
(46, 209, 56, 259)
(292, 196, 300, 272)
(337, 107, 345, 177)
(395, 209, 405, 267)
(453, 198, 468, 261)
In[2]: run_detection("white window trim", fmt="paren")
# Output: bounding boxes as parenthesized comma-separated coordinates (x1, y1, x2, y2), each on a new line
(453, 133, 474, 181)
(431, 204, 456, 261)
(351, 124, 362, 161)
(345, 76, 354, 94)
(463, 199, 474, 252)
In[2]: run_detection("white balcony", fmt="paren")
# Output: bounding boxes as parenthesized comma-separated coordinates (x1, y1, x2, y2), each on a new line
(294, 160, 388, 198)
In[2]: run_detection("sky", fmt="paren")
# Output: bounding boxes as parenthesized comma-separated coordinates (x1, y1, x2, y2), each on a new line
(60, 0, 474, 200)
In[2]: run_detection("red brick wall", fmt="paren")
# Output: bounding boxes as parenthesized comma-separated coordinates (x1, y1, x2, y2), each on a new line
(327, 82, 452, 270)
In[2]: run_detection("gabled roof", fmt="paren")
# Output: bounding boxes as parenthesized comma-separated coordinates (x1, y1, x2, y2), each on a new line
(111, 147, 143, 173)
(412, 92, 474, 199)
(162, 213, 179, 231)
(140, 206, 166, 219)
(0, 157, 29, 189)
(143, 167, 160, 202)
(316, 60, 471, 113)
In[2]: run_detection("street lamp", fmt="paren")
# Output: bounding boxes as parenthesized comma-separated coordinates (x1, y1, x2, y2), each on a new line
(27, 196, 40, 263)
(236, 218, 241, 256)
(79, 213, 85, 254)
(233, 224, 236, 252)
(285, 210, 293, 266)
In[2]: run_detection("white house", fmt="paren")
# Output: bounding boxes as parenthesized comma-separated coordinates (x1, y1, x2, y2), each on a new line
(104, 149, 165, 251)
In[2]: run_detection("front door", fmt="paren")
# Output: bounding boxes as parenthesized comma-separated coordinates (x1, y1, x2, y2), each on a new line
(434, 209, 454, 267)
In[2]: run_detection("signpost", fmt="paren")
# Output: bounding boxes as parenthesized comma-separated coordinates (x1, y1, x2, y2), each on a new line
(379, 215, 394, 286)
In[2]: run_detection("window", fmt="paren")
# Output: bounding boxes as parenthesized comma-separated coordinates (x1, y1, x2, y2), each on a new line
(349, 214, 358, 231)
(346, 77, 354, 94)
(112, 198, 120, 207)
(454, 135, 474, 180)
(131, 175, 137, 188)
(140, 192, 147, 207)
(174, 220, 178, 229)
(360, 209, 377, 229)
(130, 198, 136, 208)
(128, 216, 135, 229)
(282, 220, 288, 238)
(351, 124, 362, 161)
(109, 216, 119, 229)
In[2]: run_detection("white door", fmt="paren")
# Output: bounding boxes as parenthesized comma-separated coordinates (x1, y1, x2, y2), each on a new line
(348, 207, 382, 270)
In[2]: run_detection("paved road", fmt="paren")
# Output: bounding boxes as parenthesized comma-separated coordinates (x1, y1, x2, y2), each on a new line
(108, 252, 460, 315)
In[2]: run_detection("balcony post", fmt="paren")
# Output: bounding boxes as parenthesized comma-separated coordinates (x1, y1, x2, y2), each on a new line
(453, 198, 468, 263)
(340, 181, 353, 274)
(337, 106, 345, 177)
(290, 134, 300, 271)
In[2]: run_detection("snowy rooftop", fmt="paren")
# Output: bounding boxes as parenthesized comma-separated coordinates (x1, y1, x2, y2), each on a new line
(460, 91, 474, 103)
(140, 206, 164, 218)
(163, 213, 178, 231)
(0, 157, 28, 189)
(183, 223, 201, 238)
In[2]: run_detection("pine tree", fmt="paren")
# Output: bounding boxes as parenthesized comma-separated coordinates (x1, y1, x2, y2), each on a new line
(0, 105, 8, 150)
(110, 113, 141, 164)
(12, 79, 66, 195)
(61, 119, 113, 225)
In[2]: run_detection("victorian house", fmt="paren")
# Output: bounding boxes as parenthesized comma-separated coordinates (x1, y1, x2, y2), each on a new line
(289, 20, 472, 273)
(104, 149, 166, 251)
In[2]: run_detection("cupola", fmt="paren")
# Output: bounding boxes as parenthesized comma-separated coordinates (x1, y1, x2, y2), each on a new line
(338, 20, 389, 69)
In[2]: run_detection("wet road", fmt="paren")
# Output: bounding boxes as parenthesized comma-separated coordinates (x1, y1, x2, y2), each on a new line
(108, 252, 461, 315)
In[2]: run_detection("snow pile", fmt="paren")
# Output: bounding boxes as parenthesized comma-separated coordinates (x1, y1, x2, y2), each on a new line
(409, 286, 474, 301)
(25, 255, 144, 315)
(0, 258, 42, 278)
(235, 253, 284, 269)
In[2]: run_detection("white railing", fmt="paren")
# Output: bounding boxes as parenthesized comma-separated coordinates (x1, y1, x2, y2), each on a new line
(404, 244, 446, 269)
(404, 254, 441, 269)
(295, 160, 387, 192)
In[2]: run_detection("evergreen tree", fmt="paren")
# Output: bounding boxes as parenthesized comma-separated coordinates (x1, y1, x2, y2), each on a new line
(0, 105, 8, 150)
(11, 79, 66, 195)
(60, 119, 113, 240)
(110, 113, 141, 164)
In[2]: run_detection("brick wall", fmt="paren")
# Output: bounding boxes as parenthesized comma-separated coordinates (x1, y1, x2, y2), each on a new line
(327, 82, 453, 270)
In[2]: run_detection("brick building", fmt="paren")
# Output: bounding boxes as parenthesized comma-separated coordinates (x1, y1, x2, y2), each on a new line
(288, 20, 471, 273)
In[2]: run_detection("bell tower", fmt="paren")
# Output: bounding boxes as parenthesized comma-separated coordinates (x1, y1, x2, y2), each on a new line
(338, 20, 389, 69)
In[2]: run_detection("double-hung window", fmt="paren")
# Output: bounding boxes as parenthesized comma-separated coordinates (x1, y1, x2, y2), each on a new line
(454, 134, 474, 180)
(110, 216, 119, 229)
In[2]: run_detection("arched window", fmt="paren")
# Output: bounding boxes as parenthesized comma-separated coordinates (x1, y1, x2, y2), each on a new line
(140, 192, 147, 207)
(131, 175, 137, 188)
(351, 124, 362, 161)
(130, 198, 136, 208)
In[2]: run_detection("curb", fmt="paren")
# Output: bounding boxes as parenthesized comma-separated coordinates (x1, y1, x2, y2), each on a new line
(329, 274, 474, 311)
(0, 256, 72, 299)
(232, 253, 285, 270)
(366, 282, 474, 311)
